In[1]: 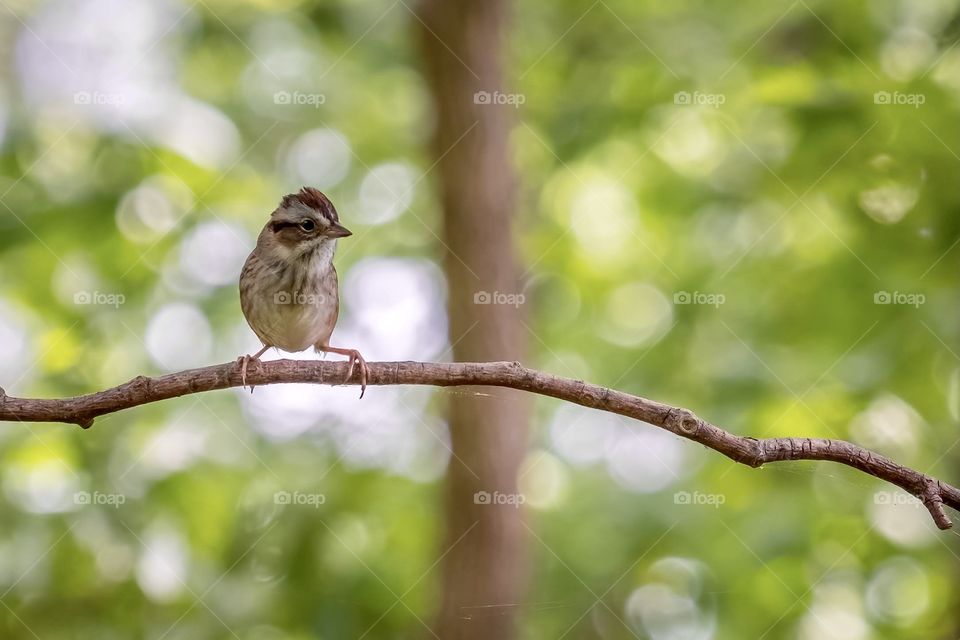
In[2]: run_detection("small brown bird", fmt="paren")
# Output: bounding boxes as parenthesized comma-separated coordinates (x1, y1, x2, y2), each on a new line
(238, 187, 367, 396)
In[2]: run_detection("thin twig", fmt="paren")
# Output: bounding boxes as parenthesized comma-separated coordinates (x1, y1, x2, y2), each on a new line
(0, 359, 956, 529)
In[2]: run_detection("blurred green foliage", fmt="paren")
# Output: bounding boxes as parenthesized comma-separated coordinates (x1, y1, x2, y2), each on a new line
(0, 0, 958, 638)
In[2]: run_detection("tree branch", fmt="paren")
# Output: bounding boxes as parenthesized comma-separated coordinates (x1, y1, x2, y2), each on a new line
(1, 359, 956, 529)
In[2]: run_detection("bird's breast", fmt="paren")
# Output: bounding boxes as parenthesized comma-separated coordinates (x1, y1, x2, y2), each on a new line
(241, 250, 340, 352)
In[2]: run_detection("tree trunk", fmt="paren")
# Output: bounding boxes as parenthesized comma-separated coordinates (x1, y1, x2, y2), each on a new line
(415, 1, 530, 638)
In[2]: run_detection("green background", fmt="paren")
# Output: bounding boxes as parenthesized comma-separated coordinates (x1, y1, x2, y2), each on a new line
(0, 0, 957, 637)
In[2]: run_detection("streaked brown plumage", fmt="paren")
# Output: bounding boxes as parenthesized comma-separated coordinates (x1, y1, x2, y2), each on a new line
(238, 187, 367, 397)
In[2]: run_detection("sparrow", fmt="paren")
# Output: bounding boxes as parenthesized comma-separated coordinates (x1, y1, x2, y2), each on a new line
(237, 187, 368, 397)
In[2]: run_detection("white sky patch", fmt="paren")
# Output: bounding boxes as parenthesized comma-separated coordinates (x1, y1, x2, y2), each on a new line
(0, 300, 34, 392)
(606, 425, 687, 494)
(357, 162, 417, 225)
(849, 394, 923, 460)
(135, 524, 189, 603)
(868, 490, 936, 548)
(285, 128, 352, 189)
(626, 558, 716, 640)
(179, 221, 252, 288)
(16, 0, 239, 169)
(145, 302, 213, 371)
(866, 556, 930, 625)
(799, 581, 869, 640)
(116, 185, 180, 243)
(4, 461, 78, 514)
(549, 404, 621, 467)
(344, 258, 448, 362)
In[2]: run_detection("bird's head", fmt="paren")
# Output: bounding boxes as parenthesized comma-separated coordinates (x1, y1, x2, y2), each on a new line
(260, 187, 352, 259)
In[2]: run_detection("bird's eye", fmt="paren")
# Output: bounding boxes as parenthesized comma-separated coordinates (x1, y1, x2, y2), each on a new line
(300, 219, 316, 232)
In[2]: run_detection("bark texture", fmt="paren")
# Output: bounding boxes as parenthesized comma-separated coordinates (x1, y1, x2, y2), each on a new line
(415, 0, 530, 637)
(0, 358, 958, 532)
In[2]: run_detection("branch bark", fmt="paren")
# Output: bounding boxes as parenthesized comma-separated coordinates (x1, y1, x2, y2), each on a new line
(1, 358, 957, 530)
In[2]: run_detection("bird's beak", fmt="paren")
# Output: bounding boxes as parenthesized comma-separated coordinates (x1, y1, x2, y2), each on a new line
(327, 222, 352, 238)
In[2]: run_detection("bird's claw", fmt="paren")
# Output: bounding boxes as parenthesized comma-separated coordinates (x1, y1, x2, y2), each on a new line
(237, 354, 258, 394)
(317, 345, 370, 399)
(345, 350, 368, 399)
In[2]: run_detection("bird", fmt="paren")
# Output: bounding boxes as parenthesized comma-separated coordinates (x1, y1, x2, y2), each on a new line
(237, 187, 367, 397)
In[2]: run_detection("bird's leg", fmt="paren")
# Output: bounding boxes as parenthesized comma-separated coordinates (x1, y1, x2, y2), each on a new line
(318, 344, 368, 398)
(237, 344, 271, 393)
